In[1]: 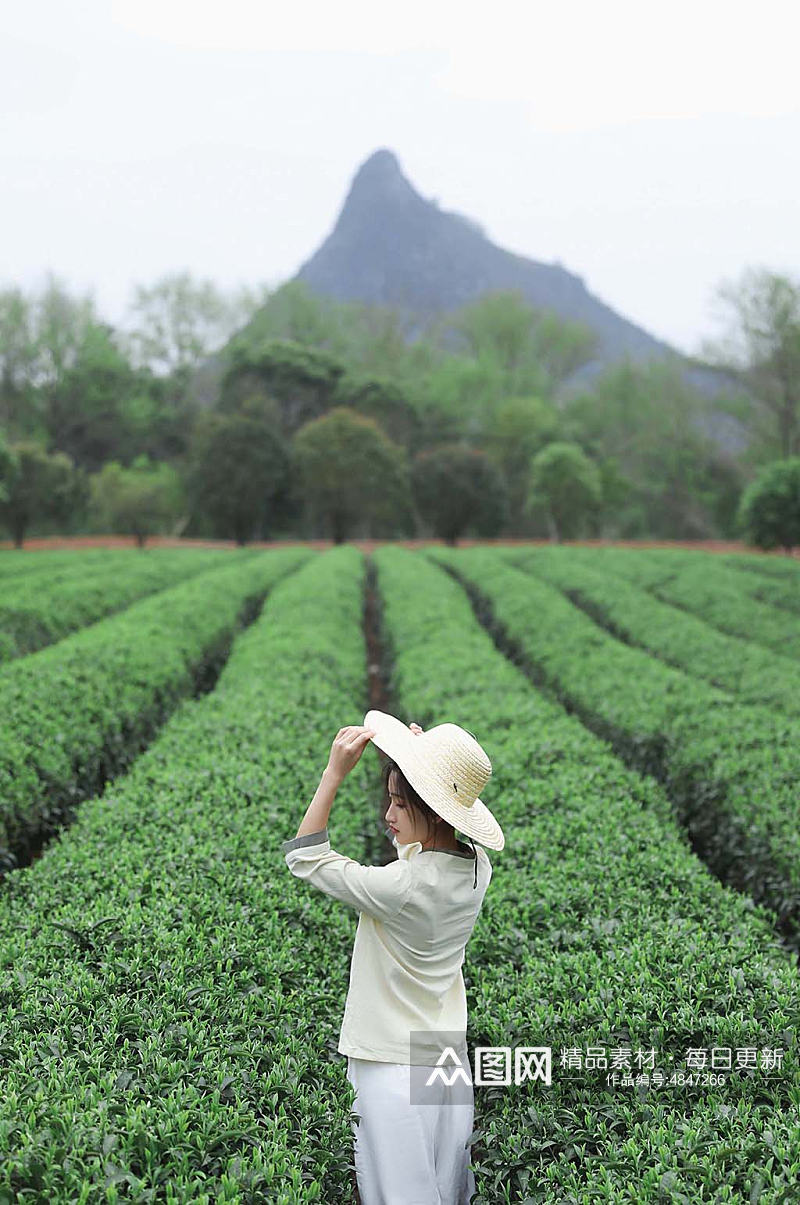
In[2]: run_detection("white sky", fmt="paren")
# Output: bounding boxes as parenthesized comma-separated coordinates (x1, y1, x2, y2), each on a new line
(2, 0, 798, 358)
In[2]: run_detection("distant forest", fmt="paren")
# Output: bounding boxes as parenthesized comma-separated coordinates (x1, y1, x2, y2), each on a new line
(0, 267, 798, 547)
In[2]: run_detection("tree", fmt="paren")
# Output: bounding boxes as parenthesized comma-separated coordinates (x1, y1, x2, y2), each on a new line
(0, 275, 96, 442)
(332, 373, 422, 450)
(235, 279, 351, 352)
(122, 271, 271, 376)
(0, 442, 86, 548)
(45, 322, 145, 471)
(560, 356, 734, 539)
(736, 457, 800, 553)
(421, 352, 515, 443)
(527, 441, 602, 542)
(89, 456, 184, 548)
(699, 266, 800, 461)
(483, 396, 560, 531)
(220, 337, 346, 437)
(185, 412, 289, 544)
(292, 407, 411, 543)
(595, 457, 636, 534)
(237, 280, 432, 386)
(34, 273, 97, 391)
(0, 287, 38, 436)
(0, 429, 18, 505)
(432, 289, 599, 398)
(410, 443, 509, 545)
(119, 372, 198, 464)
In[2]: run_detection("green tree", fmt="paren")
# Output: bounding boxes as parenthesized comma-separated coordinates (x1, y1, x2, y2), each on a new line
(0, 275, 96, 443)
(433, 289, 599, 398)
(561, 357, 734, 538)
(332, 373, 422, 450)
(736, 457, 800, 553)
(34, 273, 97, 392)
(122, 271, 271, 376)
(292, 407, 411, 543)
(0, 442, 86, 548)
(700, 266, 800, 462)
(89, 456, 184, 548)
(420, 352, 511, 443)
(234, 279, 351, 353)
(220, 337, 346, 437)
(0, 429, 18, 505)
(186, 412, 289, 544)
(46, 322, 146, 471)
(119, 377, 194, 465)
(595, 457, 636, 531)
(0, 288, 38, 437)
(483, 396, 560, 531)
(527, 441, 602, 541)
(337, 299, 430, 380)
(237, 280, 436, 387)
(410, 443, 509, 545)
(0, 278, 172, 470)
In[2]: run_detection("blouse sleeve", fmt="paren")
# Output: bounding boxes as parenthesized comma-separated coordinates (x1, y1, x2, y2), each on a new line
(281, 826, 414, 923)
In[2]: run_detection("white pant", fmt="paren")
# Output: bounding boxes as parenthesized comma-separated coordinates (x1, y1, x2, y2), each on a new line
(346, 1056, 476, 1205)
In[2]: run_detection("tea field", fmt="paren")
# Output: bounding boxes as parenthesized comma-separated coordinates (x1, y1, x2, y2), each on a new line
(0, 544, 798, 1203)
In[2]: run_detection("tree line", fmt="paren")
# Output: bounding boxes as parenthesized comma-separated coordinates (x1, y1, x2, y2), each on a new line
(0, 267, 798, 550)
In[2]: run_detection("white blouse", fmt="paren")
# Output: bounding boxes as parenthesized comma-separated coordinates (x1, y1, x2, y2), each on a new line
(281, 826, 493, 1064)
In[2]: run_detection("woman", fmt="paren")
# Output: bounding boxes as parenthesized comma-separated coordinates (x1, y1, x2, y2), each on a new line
(281, 709, 504, 1204)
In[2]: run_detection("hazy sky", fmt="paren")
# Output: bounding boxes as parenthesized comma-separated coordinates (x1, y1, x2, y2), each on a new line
(2, 0, 798, 358)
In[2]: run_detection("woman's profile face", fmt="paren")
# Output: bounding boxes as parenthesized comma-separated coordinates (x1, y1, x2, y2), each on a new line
(385, 769, 433, 847)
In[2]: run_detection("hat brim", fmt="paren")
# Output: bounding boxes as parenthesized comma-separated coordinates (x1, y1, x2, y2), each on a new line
(364, 709, 505, 851)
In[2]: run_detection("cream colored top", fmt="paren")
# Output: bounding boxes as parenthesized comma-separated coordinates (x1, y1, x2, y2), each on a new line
(281, 825, 492, 1064)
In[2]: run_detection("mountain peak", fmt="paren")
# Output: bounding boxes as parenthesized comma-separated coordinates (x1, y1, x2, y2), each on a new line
(354, 147, 404, 184)
(331, 148, 423, 235)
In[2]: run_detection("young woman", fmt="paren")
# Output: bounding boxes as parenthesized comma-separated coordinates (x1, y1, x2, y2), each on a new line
(282, 709, 505, 1205)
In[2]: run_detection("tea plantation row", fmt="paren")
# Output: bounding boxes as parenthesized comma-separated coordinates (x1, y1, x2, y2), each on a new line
(563, 547, 799, 654)
(0, 550, 246, 663)
(427, 546, 800, 949)
(0, 549, 309, 872)
(721, 551, 800, 586)
(616, 547, 800, 617)
(0, 550, 138, 580)
(497, 545, 800, 718)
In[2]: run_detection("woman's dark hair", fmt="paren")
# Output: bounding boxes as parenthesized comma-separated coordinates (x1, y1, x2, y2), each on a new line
(381, 758, 454, 844)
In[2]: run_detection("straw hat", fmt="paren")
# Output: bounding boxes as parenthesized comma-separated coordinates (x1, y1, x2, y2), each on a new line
(364, 709, 505, 851)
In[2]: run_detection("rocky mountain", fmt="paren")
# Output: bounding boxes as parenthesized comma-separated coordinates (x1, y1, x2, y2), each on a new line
(293, 148, 748, 451)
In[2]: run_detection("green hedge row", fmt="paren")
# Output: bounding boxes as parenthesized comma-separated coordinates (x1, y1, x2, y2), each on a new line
(498, 544, 800, 719)
(0, 550, 135, 580)
(723, 552, 800, 583)
(604, 547, 800, 619)
(425, 546, 800, 948)
(711, 558, 800, 617)
(0, 550, 246, 664)
(566, 546, 800, 656)
(0, 546, 373, 1202)
(0, 549, 310, 872)
(373, 545, 800, 1202)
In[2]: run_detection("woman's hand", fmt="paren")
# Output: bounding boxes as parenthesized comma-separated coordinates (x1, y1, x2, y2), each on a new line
(409, 722, 423, 735)
(326, 725, 376, 781)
